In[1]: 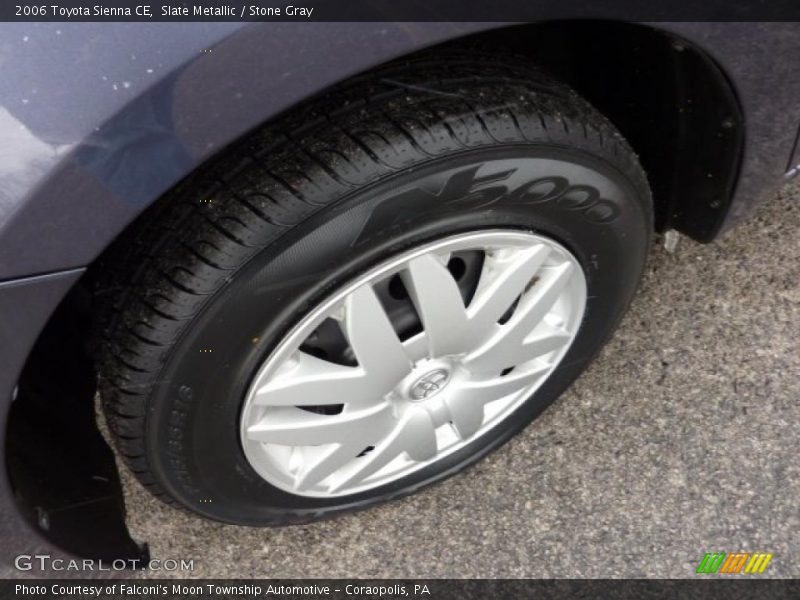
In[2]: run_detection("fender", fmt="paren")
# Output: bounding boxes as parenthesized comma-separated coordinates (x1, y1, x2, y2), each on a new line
(1, 21, 798, 282)
(0, 22, 489, 280)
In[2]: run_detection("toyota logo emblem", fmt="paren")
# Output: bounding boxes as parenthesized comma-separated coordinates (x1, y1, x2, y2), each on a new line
(410, 369, 451, 400)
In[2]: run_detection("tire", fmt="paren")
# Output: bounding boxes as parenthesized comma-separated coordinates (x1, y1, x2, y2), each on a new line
(94, 52, 652, 525)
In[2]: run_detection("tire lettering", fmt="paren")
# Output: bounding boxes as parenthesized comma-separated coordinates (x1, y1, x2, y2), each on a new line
(506, 175, 620, 224)
(362, 163, 620, 241)
(507, 176, 570, 205)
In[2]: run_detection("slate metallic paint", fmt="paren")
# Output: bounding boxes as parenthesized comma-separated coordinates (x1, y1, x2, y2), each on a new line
(0, 22, 798, 564)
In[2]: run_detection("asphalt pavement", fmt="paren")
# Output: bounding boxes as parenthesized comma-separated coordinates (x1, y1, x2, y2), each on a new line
(116, 180, 799, 578)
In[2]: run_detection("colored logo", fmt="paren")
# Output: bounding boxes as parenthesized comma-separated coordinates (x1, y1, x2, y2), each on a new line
(696, 552, 773, 574)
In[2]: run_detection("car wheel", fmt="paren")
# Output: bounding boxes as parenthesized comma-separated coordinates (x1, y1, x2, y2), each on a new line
(95, 52, 652, 525)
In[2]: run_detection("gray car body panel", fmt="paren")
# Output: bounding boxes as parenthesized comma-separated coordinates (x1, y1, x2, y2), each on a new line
(2, 22, 799, 281)
(1, 21, 799, 563)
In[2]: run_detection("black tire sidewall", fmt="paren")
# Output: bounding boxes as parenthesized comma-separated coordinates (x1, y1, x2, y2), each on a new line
(146, 146, 650, 524)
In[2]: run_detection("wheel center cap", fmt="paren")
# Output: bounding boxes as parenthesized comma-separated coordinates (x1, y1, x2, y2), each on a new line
(409, 368, 451, 401)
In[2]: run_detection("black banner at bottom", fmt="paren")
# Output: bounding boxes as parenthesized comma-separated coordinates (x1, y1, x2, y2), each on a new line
(2, 579, 800, 600)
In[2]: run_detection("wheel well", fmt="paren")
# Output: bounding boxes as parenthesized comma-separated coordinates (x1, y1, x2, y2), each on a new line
(5, 19, 742, 558)
(92, 20, 741, 249)
(432, 21, 742, 240)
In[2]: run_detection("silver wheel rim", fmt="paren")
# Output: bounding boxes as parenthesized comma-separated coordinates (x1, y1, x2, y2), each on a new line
(240, 230, 587, 498)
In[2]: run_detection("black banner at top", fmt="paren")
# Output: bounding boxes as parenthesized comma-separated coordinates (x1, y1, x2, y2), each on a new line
(3, 0, 800, 22)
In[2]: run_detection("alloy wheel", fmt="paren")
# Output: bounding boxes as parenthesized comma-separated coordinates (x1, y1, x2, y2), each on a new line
(240, 230, 587, 497)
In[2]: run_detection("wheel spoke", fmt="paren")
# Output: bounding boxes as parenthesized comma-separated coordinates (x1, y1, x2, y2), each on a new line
(294, 443, 363, 490)
(344, 285, 412, 391)
(468, 244, 551, 327)
(401, 254, 469, 356)
(403, 411, 440, 461)
(446, 365, 550, 438)
(520, 329, 573, 360)
(464, 262, 574, 374)
(329, 410, 437, 492)
(402, 331, 430, 363)
(466, 327, 573, 375)
(254, 352, 371, 407)
(245, 403, 392, 446)
(445, 395, 484, 440)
